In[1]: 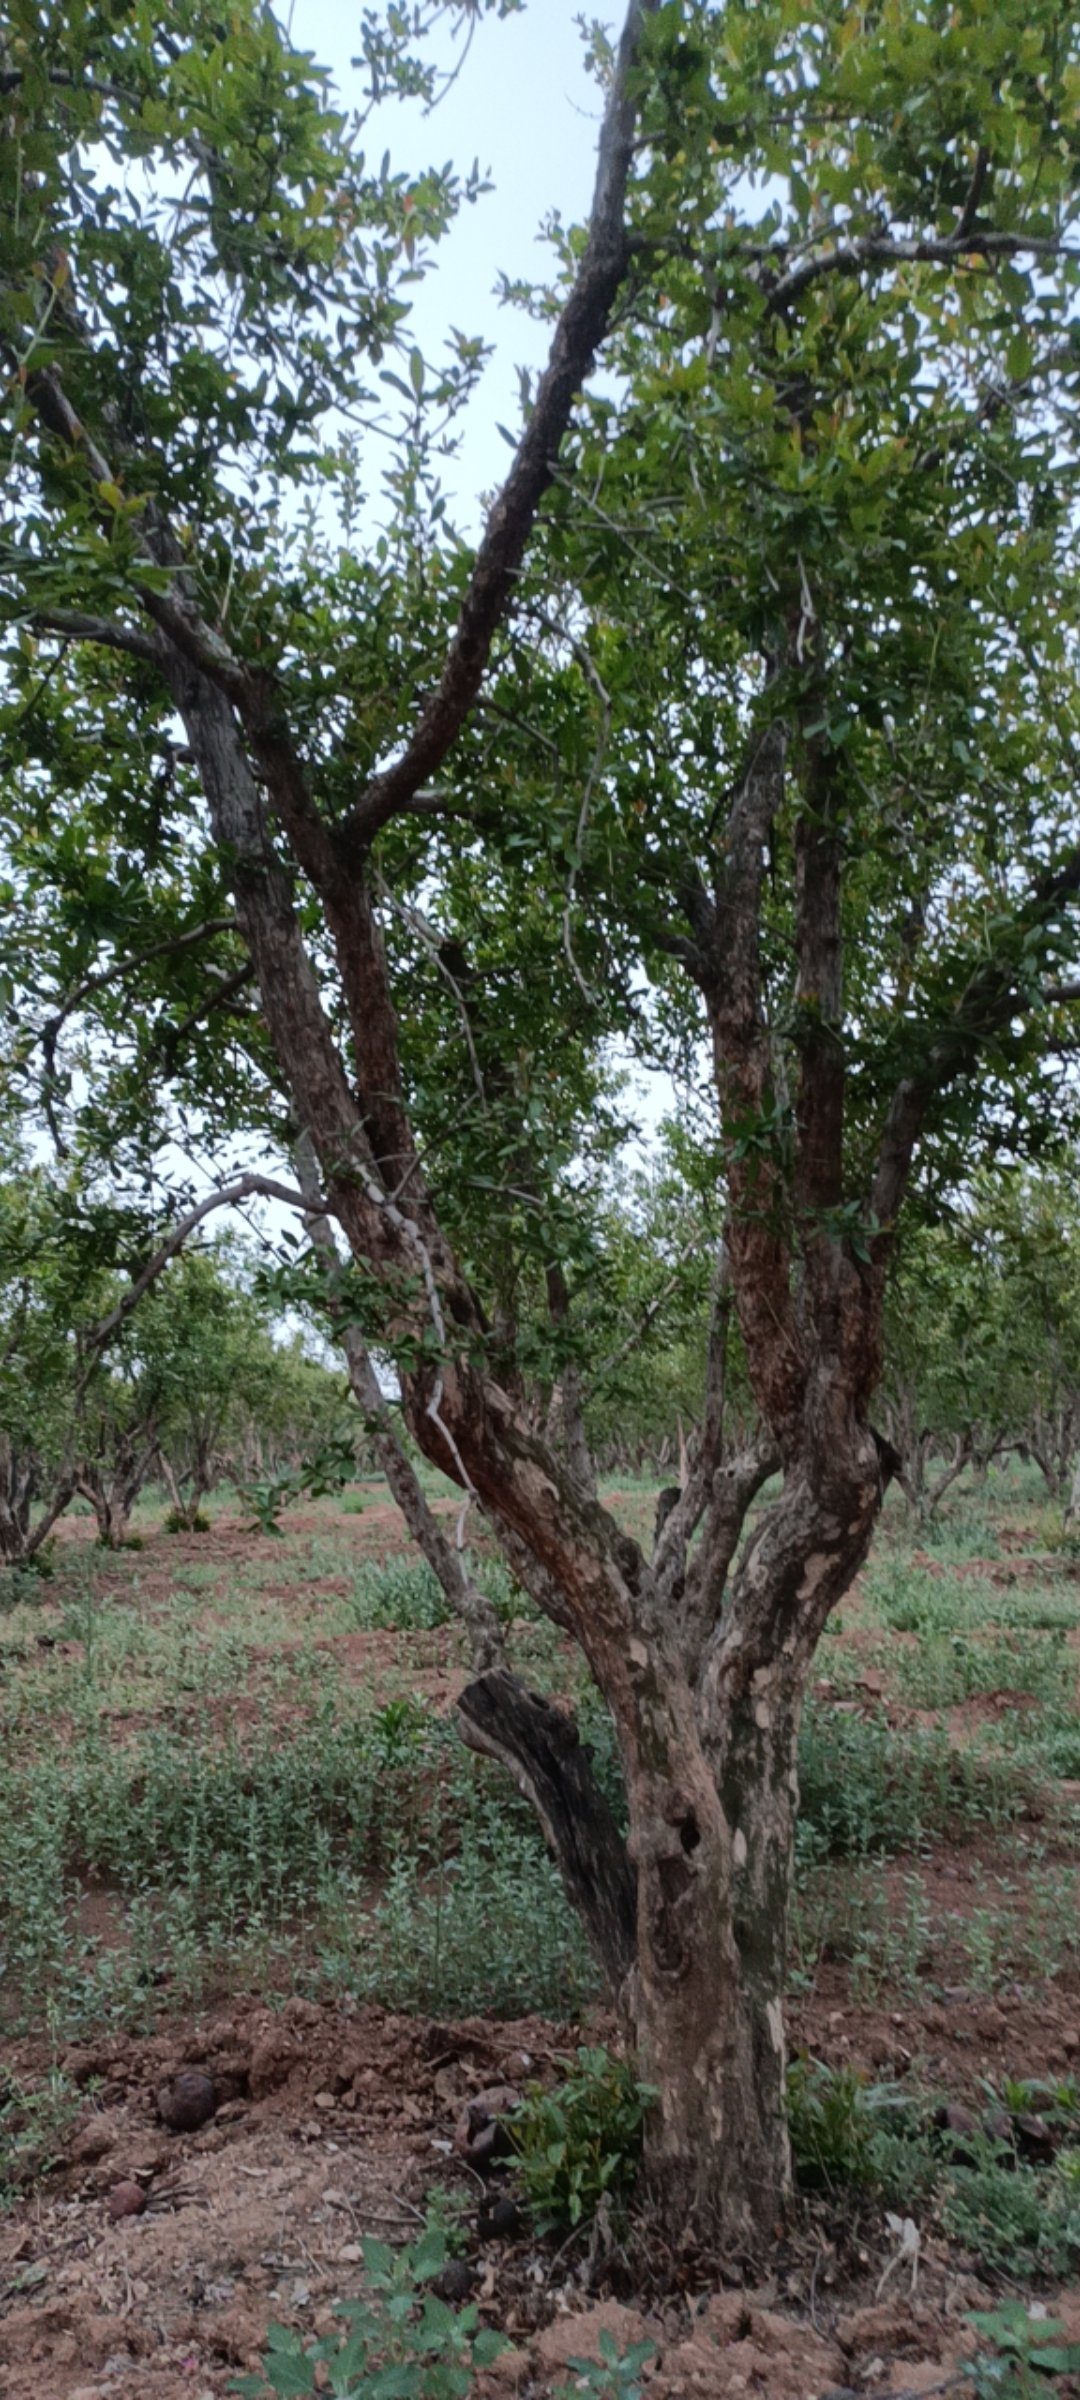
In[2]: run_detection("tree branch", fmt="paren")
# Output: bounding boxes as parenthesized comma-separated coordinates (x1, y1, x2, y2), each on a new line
(292, 1129, 505, 1672)
(457, 1668, 637, 2002)
(154, 960, 255, 1064)
(335, 0, 661, 853)
(30, 609, 164, 663)
(792, 715, 846, 1241)
(78, 1172, 326, 1379)
(699, 721, 806, 1446)
(954, 145, 990, 242)
(765, 223, 1080, 310)
(39, 917, 240, 1057)
(870, 843, 1080, 1238)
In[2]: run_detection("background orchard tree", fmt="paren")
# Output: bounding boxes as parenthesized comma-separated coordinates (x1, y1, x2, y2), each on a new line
(0, 1146, 86, 1564)
(148, 1248, 296, 1531)
(4, 0, 1080, 2246)
(881, 1171, 1080, 1517)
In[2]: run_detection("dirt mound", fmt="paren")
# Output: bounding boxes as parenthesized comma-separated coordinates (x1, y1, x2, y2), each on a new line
(0, 1999, 560, 2398)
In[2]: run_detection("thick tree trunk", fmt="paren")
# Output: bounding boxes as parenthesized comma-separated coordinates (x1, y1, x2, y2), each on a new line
(624, 1684, 798, 2242)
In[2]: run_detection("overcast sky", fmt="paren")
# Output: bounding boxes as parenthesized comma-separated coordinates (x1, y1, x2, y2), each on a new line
(292, 2, 602, 525)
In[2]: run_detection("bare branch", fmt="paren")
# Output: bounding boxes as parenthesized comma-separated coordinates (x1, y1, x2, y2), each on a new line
(30, 609, 163, 664)
(78, 1171, 326, 1378)
(765, 223, 1080, 310)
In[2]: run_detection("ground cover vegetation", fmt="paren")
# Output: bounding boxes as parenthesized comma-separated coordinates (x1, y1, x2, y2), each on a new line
(0, 1468, 1078, 2392)
(3, 0, 1080, 2288)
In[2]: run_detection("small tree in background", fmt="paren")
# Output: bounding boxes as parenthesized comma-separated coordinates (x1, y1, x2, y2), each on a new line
(883, 1173, 1080, 1516)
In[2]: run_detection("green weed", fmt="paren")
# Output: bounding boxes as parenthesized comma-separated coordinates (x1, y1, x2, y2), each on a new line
(798, 1705, 1027, 1860)
(232, 2224, 507, 2400)
(0, 2068, 80, 2207)
(510, 2046, 654, 2235)
(786, 2059, 923, 2196)
(967, 2302, 1080, 2396)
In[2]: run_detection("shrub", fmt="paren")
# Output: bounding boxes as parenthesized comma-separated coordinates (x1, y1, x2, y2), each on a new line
(786, 2058, 920, 2195)
(0, 2069, 80, 2206)
(510, 2046, 654, 2234)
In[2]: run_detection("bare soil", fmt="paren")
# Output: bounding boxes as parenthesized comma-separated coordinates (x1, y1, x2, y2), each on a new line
(6, 1990, 1080, 2399)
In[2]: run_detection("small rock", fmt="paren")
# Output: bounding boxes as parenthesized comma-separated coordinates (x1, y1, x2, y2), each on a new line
(72, 2112, 118, 2163)
(1014, 2111, 1056, 2163)
(936, 2101, 977, 2139)
(313, 2090, 336, 2111)
(106, 2180, 147, 2221)
(431, 2260, 478, 2303)
(453, 2084, 519, 2171)
(479, 2196, 524, 2242)
(156, 2068, 216, 2132)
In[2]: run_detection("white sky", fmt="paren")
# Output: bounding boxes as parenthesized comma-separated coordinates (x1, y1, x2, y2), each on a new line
(293, 1, 601, 526)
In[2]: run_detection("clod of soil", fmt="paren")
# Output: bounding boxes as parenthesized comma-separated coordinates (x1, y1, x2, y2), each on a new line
(430, 2260, 478, 2302)
(105, 2179, 147, 2220)
(1014, 2109, 1057, 2162)
(479, 2195, 524, 2241)
(453, 2081, 519, 2169)
(155, 2067, 216, 2131)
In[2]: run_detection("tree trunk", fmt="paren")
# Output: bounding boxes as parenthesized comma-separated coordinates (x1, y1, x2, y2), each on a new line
(1064, 1454, 1080, 1531)
(0, 1437, 76, 1566)
(625, 1683, 798, 2240)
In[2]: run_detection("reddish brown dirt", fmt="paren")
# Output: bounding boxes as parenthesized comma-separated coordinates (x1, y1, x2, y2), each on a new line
(4, 1985, 1080, 2398)
(1, 2001, 556, 2398)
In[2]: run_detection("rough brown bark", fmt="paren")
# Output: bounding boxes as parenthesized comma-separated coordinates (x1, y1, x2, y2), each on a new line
(627, 1689, 799, 2239)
